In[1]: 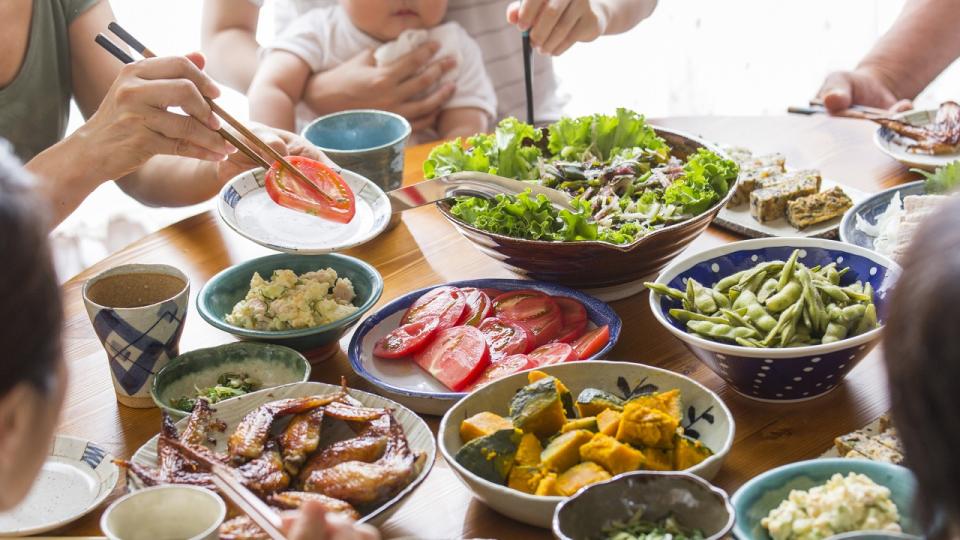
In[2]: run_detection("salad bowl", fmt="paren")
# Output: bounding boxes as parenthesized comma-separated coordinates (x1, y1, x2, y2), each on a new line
(436, 127, 738, 297)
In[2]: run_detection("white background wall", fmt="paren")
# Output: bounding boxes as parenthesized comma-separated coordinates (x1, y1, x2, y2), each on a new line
(54, 0, 960, 278)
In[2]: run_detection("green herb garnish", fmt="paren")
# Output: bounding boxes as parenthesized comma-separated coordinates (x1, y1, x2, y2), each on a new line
(172, 372, 260, 412)
(913, 160, 960, 194)
(602, 513, 705, 540)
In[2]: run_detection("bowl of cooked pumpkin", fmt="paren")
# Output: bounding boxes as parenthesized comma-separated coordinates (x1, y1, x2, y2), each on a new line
(437, 361, 735, 528)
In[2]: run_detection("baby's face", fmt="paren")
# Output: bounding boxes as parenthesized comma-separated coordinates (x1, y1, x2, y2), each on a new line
(341, 0, 447, 41)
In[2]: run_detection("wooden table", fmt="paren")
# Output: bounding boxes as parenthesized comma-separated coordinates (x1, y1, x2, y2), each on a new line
(56, 116, 913, 538)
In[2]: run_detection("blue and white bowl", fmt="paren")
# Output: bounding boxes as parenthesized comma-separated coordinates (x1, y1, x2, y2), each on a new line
(649, 238, 900, 402)
(839, 180, 925, 251)
(348, 279, 622, 415)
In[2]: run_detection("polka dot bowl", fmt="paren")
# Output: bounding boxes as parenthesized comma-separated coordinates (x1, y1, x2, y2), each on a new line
(648, 238, 900, 402)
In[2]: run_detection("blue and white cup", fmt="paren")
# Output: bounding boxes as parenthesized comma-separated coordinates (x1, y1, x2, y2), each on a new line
(82, 264, 190, 408)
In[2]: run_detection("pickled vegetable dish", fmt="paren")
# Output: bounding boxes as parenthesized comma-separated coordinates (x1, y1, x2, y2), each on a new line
(172, 372, 261, 412)
(603, 513, 705, 540)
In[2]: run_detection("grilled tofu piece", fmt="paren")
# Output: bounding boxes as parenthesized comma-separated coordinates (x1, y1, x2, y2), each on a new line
(785, 186, 853, 229)
(749, 170, 821, 222)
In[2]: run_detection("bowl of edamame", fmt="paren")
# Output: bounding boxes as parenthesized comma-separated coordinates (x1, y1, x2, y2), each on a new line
(647, 238, 900, 402)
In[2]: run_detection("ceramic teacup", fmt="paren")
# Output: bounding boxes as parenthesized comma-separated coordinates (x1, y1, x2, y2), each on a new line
(100, 485, 226, 540)
(82, 264, 189, 408)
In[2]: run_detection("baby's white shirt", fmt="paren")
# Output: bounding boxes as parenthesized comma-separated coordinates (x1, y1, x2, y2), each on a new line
(266, 6, 498, 135)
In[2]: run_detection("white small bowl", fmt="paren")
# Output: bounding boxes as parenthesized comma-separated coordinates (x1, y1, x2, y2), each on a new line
(100, 485, 226, 540)
(438, 361, 735, 528)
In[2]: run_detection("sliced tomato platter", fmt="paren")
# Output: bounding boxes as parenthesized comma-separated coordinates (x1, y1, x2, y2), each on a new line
(347, 279, 622, 415)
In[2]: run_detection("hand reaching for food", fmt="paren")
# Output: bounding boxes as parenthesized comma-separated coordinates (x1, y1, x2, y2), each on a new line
(281, 500, 380, 540)
(507, 0, 606, 56)
(816, 67, 913, 115)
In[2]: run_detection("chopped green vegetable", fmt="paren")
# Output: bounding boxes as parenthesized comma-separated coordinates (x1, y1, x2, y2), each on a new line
(913, 160, 960, 194)
(450, 190, 599, 242)
(602, 512, 705, 540)
(172, 372, 261, 412)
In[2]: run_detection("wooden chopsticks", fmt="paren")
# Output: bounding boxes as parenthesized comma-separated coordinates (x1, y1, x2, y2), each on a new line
(97, 22, 334, 203)
(166, 438, 287, 540)
(789, 99, 890, 120)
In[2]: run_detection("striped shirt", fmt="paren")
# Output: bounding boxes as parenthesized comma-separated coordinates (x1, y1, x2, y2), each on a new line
(249, 0, 566, 122)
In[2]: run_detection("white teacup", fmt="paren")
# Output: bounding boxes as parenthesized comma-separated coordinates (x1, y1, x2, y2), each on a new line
(100, 485, 226, 540)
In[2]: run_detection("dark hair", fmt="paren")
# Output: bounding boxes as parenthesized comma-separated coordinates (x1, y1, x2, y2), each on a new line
(884, 195, 960, 538)
(0, 143, 62, 396)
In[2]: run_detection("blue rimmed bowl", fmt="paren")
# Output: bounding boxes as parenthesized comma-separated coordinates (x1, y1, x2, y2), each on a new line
(731, 458, 919, 540)
(197, 253, 383, 357)
(347, 278, 622, 415)
(648, 238, 900, 402)
(839, 180, 925, 252)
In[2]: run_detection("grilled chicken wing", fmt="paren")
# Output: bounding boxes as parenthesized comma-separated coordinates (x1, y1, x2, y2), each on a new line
(236, 440, 291, 495)
(874, 101, 960, 154)
(228, 394, 341, 463)
(280, 408, 325, 475)
(269, 491, 360, 520)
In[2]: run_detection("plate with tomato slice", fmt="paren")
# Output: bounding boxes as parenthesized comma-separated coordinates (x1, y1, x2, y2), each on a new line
(218, 162, 391, 254)
(347, 279, 621, 415)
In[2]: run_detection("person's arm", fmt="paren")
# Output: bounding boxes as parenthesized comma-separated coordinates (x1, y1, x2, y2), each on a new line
(437, 108, 490, 141)
(249, 51, 311, 132)
(200, 0, 262, 92)
(817, 0, 960, 113)
(506, 0, 657, 56)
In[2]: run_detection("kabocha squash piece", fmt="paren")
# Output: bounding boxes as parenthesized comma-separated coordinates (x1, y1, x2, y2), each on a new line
(510, 377, 567, 438)
(515, 433, 543, 466)
(535, 473, 562, 496)
(507, 465, 544, 494)
(454, 428, 522, 484)
(579, 433, 645, 475)
(541, 430, 594, 472)
(575, 388, 625, 417)
(596, 409, 621, 437)
(556, 462, 611, 496)
(673, 434, 714, 470)
(625, 389, 682, 422)
(561, 417, 598, 433)
(616, 403, 679, 449)
(460, 412, 514, 443)
(643, 448, 674, 471)
(528, 371, 577, 418)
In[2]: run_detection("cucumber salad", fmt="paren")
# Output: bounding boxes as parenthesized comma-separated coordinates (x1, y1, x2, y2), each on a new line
(425, 109, 738, 245)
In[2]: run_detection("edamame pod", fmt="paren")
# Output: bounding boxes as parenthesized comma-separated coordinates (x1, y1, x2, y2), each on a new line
(688, 278, 718, 314)
(644, 282, 685, 301)
(715, 270, 748, 292)
(669, 309, 727, 325)
(732, 289, 758, 311)
(687, 320, 760, 342)
(721, 308, 761, 333)
(853, 304, 878, 335)
(763, 299, 803, 346)
(778, 249, 800, 291)
(756, 278, 779, 304)
(766, 280, 803, 312)
(822, 322, 848, 344)
(745, 303, 778, 332)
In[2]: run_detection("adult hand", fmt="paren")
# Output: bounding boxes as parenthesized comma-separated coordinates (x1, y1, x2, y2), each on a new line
(817, 67, 913, 114)
(507, 0, 606, 56)
(75, 52, 235, 181)
(216, 124, 337, 183)
(304, 42, 456, 131)
(281, 501, 380, 540)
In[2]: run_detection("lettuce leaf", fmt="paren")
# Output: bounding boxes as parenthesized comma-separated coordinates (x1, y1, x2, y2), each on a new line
(914, 160, 960, 194)
(547, 108, 667, 162)
(493, 118, 542, 180)
(663, 148, 739, 215)
(450, 191, 600, 242)
(423, 119, 542, 180)
(422, 136, 493, 179)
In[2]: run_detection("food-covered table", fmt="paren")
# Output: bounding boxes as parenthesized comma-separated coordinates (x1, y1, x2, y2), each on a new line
(55, 116, 910, 538)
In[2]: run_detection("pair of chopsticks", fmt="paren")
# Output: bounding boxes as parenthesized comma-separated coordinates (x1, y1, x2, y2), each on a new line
(167, 438, 286, 540)
(788, 98, 889, 120)
(522, 30, 534, 125)
(95, 22, 333, 204)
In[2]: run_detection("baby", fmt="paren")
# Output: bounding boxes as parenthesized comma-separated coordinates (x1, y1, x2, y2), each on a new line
(249, 0, 497, 141)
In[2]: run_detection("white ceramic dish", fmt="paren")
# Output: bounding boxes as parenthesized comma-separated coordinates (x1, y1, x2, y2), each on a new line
(874, 109, 960, 171)
(716, 178, 868, 239)
(218, 167, 391, 254)
(438, 361, 735, 528)
(130, 381, 435, 526)
(101, 485, 226, 540)
(0, 435, 120, 537)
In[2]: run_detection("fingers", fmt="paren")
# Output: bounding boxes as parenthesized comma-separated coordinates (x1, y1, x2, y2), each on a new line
(506, 1, 521, 23)
(142, 108, 232, 156)
(394, 56, 456, 101)
(515, 0, 547, 31)
(284, 503, 329, 540)
(891, 99, 914, 113)
(150, 131, 227, 162)
(409, 111, 440, 132)
(529, 0, 570, 47)
(381, 41, 442, 82)
(540, 3, 581, 54)
(818, 72, 854, 114)
(129, 55, 221, 99)
(394, 82, 455, 121)
(127, 77, 221, 130)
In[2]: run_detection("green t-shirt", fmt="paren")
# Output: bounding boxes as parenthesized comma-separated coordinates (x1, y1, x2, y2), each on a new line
(0, 0, 100, 161)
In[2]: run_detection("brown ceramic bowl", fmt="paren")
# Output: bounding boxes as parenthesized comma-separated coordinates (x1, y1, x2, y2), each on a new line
(436, 127, 737, 289)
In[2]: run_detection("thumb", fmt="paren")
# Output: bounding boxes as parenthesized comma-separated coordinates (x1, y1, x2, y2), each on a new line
(506, 1, 521, 24)
(819, 74, 853, 114)
(283, 501, 330, 540)
(185, 51, 206, 71)
(891, 99, 914, 113)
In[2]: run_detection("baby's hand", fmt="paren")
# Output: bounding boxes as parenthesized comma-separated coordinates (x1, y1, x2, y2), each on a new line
(506, 0, 606, 56)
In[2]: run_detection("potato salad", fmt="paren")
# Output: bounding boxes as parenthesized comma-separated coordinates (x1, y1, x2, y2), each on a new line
(226, 268, 358, 331)
(761, 472, 902, 540)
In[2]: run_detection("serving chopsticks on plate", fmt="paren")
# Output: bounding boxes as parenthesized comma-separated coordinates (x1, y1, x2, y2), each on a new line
(96, 22, 334, 205)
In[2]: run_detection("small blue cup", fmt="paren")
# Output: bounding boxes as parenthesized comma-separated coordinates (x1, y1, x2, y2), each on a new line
(301, 109, 412, 192)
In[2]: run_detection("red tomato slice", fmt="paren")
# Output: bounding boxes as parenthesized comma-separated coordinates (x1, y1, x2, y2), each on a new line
(528, 342, 578, 366)
(493, 290, 562, 347)
(401, 286, 466, 330)
(571, 325, 611, 360)
(413, 326, 490, 391)
(372, 316, 441, 359)
(554, 297, 588, 343)
(457, 288, 493, 327)
(264, 156, 355, 223)
(480, 288, 503, 300)
(478, 317, 532, 362)
(468, 354, 535, 390)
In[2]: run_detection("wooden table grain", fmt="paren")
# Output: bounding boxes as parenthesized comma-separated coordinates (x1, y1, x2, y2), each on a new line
(54, 116, 913, 539)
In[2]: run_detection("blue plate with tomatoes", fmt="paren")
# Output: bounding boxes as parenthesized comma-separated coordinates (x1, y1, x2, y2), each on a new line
(347, 279, 622, 415)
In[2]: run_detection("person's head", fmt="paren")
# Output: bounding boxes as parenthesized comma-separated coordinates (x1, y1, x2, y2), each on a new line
(340, 0, 448, 41)
(884, 196, 960, 539)
(0, 143, 66, 511)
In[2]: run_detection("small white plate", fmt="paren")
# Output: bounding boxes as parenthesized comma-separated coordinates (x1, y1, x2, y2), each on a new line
(715, 178, 867, 239)
(0, 435, 120, 537)
(218, 168, 391, 254)
(874, 109, 960, 171)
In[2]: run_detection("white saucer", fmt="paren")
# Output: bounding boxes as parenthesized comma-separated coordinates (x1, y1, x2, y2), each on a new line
(218, 168, 391, 254)
(874, 109, 960, 172)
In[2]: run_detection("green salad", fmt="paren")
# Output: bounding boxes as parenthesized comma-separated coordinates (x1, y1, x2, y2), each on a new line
(426, 109, 738, 245)
(602, 513, 705, 540)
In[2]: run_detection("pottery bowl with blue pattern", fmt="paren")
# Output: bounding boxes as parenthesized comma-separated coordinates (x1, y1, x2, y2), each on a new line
(649, 238, 900, 402)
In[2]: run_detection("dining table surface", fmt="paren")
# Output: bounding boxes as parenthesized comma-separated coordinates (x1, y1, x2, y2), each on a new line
(53, 114, 915, 539)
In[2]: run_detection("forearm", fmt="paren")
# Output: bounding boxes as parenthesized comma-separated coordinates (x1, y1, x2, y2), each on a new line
(595, 0, 657, 35)
(116, 157, 221, 208)
(203, 29, 261, 92)
(858, 0, 960, 100)
(438, 108, 488, 140)
(25, 133, 105, 228)
(249, 85, 298, 132)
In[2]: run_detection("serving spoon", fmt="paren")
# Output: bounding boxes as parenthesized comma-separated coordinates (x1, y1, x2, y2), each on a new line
(386, 171, 575, 213)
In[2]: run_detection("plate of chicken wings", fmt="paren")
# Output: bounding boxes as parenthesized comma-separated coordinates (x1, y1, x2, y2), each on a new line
(874, 101, 960, 171)
(120, 381, 435, 537)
